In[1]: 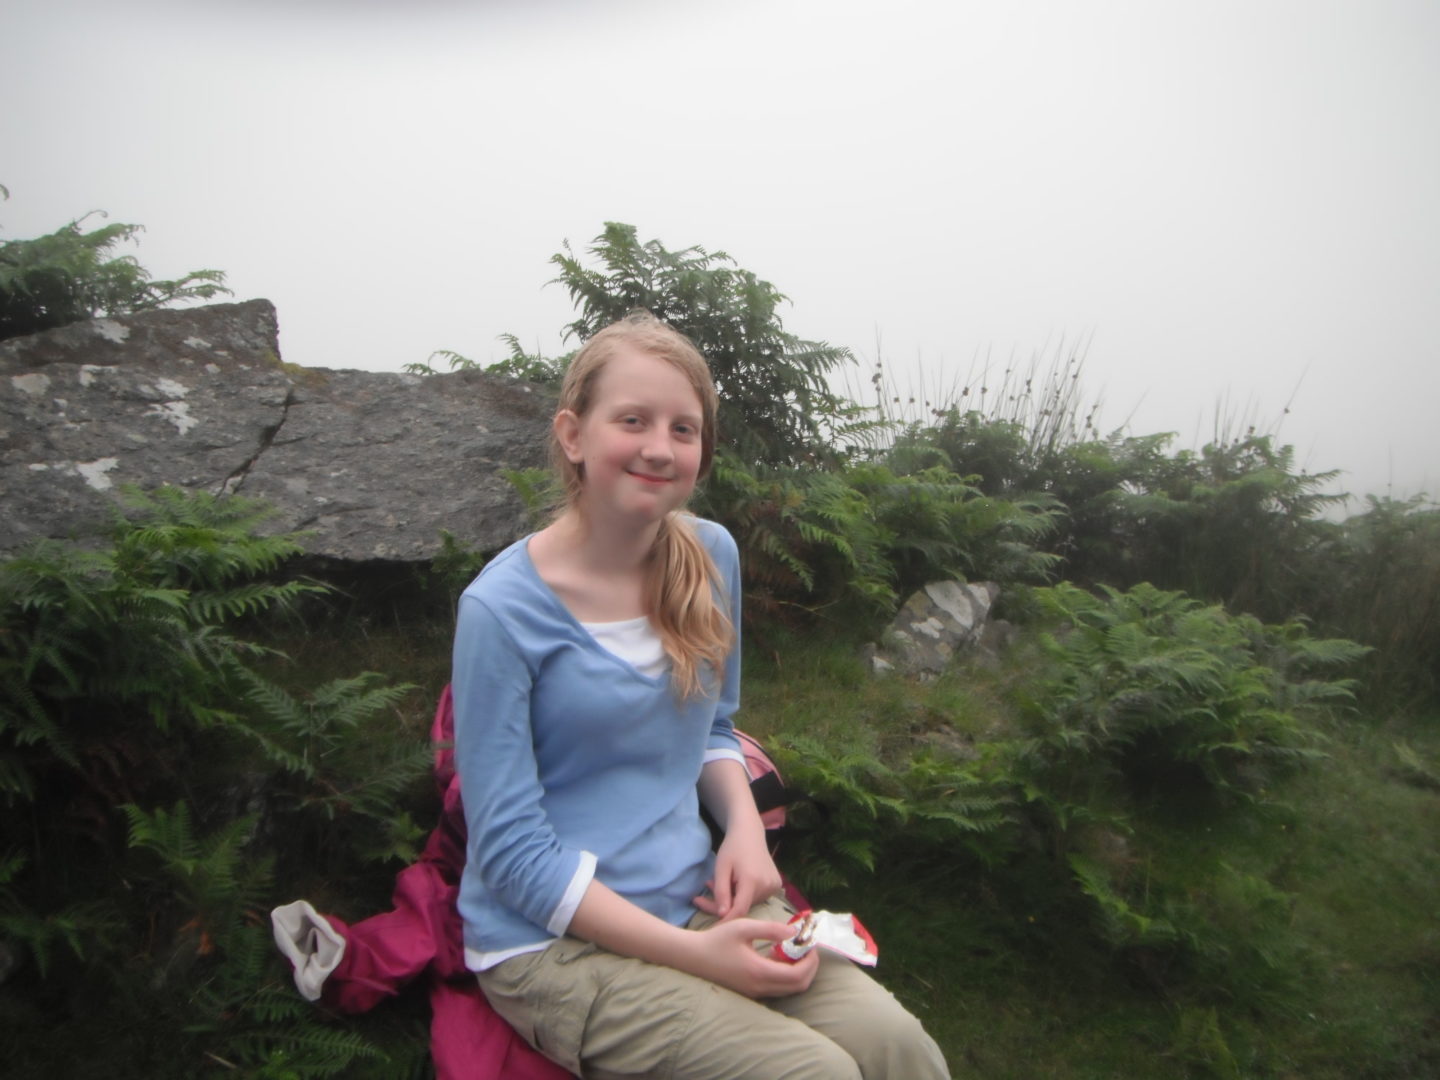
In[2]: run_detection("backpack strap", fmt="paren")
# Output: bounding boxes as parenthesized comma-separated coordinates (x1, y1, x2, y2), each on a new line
(748, 770, 789, 817)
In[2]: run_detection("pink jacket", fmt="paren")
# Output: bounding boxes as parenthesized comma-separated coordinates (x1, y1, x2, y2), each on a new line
(277, 686, 571, 1080)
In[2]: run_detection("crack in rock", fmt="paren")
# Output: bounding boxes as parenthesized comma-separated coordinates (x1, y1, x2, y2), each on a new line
(289, 505, 380, 531)
(220, 389, 295, 495)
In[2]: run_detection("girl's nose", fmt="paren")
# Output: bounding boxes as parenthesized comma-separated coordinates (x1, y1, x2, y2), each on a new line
(640, 431, 674, 463)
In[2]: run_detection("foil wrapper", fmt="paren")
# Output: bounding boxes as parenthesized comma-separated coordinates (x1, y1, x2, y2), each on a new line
(772, 909, 879, 967)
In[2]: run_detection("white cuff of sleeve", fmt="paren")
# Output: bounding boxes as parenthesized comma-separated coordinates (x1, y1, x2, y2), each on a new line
(546, 850, 598, 936)
(271, 900, 346, 1002)
(703, 747, 746, 768)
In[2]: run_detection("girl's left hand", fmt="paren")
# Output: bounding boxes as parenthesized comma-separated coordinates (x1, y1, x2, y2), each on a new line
(693, 822, 782, 922)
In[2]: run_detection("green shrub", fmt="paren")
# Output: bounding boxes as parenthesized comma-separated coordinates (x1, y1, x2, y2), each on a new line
(896, 404, 1348, 630)
(1323, 495, 1440, 707)
(1012, 582, 1367, 810)
(0, 486, 319, 808)
(552, 222, 860, 466)
(998, 433, 1339, 622)
(699, 451, 1061, 629)
(973, 581, 1367, 1015)
(404, 335, 572, 385)
(768, 733, 1014, 892)
(0, 487, 422, 1077)
(1069, 851, 1312, 1011)
(0, 197, 229, 340)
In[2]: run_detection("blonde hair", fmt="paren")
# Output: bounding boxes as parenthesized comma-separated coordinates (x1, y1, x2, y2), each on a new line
(553, 311, 732, 698)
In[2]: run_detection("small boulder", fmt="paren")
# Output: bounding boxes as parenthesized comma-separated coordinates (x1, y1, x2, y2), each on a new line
(863, 580, 1002, 679)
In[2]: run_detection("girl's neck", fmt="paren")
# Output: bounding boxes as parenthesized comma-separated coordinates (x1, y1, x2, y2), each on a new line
(548, 507, 661, 573)
(527, 509, 661, 622)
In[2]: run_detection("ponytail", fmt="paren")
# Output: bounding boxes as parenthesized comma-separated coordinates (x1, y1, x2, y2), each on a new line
(646, 513, 733, 700)
(553, 311, 732, 698)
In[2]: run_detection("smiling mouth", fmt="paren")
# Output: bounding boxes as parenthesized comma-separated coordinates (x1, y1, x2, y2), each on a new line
(628, 471, 672, 484)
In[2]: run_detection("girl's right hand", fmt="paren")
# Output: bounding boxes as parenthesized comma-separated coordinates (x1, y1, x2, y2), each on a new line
(686, 917, 820, 999)
(566, 880, 816, 1000)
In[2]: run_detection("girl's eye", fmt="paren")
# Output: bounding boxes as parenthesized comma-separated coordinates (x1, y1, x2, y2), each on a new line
(674, 424, 698, 438)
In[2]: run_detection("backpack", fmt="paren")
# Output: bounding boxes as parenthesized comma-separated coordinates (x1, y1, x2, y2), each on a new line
(736, 730, 790, 836)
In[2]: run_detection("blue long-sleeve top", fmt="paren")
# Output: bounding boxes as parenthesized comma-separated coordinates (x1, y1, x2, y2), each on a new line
(451, 517, 744, 968)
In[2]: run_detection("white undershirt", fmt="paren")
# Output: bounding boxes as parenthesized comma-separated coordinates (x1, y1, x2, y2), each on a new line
(580, 614, 669, 678)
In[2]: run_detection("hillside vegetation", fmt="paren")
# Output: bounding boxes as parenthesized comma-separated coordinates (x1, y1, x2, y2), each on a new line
(2, 219, 1436, 1077)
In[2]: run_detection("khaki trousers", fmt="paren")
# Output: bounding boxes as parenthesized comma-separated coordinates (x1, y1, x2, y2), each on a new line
(475, 896, 950, 1080)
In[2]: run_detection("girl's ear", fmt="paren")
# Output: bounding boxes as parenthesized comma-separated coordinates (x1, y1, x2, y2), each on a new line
(554, 409, 584, 465)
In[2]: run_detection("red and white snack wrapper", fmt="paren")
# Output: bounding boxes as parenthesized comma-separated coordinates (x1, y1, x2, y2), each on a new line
(771, 909, 879, 967)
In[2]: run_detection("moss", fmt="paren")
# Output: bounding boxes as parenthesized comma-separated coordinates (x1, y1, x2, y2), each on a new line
(259, 346, 328, 387)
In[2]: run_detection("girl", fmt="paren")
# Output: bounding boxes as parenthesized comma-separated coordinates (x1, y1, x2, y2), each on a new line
(451, 312, 950, 1080)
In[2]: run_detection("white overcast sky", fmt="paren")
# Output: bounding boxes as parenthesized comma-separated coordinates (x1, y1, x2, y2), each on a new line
(4, 0, 1437, 507)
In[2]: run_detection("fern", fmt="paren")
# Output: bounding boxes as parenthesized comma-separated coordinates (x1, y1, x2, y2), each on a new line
(231, 666, 429, 864)
(1069, 853, 1177, 948)
(771, 732, 1013, 887)
(188, 929, 389, 1077)
(404, 347, 480, 377)
(0, 486, 430, 1077)
(0, 206, 230, 340)
(700, 444, 1061, 631)
(236, 669, 415, 757)
(0, 850, 124, 977)
(122, 802, 269, 935)
(225, 1023, 386, 1075)
(0, 484, 329, 800)
(487, 334, 571, 385)
(502, 466, 563, 530)
(1017, 582, 1365, 819)
(553, 223, 854, 466)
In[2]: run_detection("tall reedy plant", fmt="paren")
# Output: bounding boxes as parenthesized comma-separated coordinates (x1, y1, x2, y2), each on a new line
(861, 338, 1104, 473)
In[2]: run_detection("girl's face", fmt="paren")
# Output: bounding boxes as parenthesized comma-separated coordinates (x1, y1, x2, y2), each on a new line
(555, 344, 706, 528)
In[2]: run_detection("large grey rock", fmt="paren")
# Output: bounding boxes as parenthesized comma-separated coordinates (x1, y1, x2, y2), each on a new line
(0, 300, 553, 561)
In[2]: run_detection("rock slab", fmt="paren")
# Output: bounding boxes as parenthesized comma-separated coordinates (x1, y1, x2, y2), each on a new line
(0, 300, 553, 561)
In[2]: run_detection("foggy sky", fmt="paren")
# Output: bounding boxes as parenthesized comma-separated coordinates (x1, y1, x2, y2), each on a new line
(4, 0, 1437, 507)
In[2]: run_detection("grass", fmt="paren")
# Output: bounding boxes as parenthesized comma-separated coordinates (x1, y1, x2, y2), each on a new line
(230, 601, 1440, 1079)
(1271, 719, 1440, 1077)
(736, 629, 1440, 1079)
